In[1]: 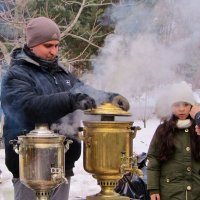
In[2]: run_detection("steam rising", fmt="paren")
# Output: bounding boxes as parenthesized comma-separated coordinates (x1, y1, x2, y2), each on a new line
(82, 0, 200, 119)
(51, 110, 100, 137)
(53, 0, 200, 134)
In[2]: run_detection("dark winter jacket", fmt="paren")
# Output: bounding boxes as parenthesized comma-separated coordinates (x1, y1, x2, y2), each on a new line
(147, 124, 200, 200)
(1, 46, 114, 178)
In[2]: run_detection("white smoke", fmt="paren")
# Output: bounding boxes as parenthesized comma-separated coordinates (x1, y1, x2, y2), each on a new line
(51, 110, 100, 138)
(82, 0, 200, 120)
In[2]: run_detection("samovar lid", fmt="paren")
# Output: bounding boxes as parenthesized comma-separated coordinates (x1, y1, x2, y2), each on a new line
(84, 103, 131, 116)
(24, 123, 62, 137)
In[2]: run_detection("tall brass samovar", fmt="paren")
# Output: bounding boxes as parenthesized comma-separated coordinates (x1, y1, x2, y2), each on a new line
(80, 103, 140, 200)
(10, 123, 72, 200)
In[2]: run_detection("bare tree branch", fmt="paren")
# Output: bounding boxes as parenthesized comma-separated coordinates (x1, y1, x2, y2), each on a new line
(67, 43, 91, 62)
(0, 41, 10, 63)
(66, 32, 100, 48)
(61, 0, 114, 37)
(0, 0, 115, 74)
(0, 41, 8, 56)
(61, 0, 86, 37)
(69, 58, 95, 64)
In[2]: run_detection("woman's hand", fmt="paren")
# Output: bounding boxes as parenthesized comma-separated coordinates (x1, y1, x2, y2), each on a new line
(190, 106, 200, 119)
(151, 194, 160, 200)
(195, 125, 200, 135)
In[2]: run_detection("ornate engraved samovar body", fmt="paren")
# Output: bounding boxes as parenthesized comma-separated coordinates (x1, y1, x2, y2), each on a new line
(10, 123, 72, 200)
(80, 103, 140, 200)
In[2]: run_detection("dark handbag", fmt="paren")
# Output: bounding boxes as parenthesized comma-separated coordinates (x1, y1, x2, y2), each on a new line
(115, 153, 150, 200)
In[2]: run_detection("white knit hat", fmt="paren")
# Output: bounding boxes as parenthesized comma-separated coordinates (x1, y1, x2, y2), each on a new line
(168, 81, 195, 106)
(155, 81, 195, 119)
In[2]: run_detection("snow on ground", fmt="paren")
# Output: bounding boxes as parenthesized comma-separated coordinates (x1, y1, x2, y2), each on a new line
(133, 119, 159, 154)
(0, 119, 159, 200)
(0, 149, 13, 200)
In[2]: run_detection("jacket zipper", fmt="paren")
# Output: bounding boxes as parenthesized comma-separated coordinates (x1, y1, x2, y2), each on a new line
(53, 75, 58, 85)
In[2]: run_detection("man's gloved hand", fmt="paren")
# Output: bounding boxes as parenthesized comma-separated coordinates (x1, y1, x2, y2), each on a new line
(73, 93, 96, 110)
(111, 95, 130, 111)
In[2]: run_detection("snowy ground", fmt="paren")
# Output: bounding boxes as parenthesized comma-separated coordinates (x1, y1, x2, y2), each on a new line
(0, 119, 159, 200)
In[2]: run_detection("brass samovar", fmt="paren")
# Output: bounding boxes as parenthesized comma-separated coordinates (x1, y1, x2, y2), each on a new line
(80, 103, 140, 200)
(10, 123, 72, 200)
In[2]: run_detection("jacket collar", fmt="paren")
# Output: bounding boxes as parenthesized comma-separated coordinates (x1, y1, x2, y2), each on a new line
(10, 45, 66, 73)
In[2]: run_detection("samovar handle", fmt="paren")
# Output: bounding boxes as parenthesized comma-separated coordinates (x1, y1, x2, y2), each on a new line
(130, 126, 141, 132)
(130, 126, 141, 136)
(9, 139, 20, 154)
(77, 127, 92, 147)
(64, 139, 73, 153)
(77, 127, 84, 140)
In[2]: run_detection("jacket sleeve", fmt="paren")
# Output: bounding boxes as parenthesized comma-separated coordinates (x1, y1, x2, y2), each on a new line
(147, 126, 161, 193)
(69, 81, 118, 105)
(1, 69, 75, 123)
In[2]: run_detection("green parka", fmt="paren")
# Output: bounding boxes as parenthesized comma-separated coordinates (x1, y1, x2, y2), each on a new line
(147, 124, 200, 200)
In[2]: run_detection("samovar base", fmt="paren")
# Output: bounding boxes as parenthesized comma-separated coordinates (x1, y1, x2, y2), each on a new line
(36, 190, 51, 200)
(86, 195, 130, 200)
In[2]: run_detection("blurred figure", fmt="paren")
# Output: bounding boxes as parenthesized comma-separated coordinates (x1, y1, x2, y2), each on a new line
(190, 105, 200, 135)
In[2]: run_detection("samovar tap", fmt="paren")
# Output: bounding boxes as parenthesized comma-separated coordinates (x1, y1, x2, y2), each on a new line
(9, 139, 20, 154)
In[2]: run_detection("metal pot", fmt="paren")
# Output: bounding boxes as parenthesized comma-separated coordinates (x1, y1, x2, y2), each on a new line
(10, 123, 72, 200)
(80, 103, 141, 200)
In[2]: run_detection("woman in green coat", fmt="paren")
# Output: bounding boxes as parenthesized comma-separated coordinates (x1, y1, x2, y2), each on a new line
(147, 83, 200, 200)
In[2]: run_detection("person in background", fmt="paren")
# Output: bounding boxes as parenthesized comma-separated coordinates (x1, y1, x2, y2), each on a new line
(147, 82, 200, 200)
(190, 105, 200, 134)
(1, 16, 129, 200)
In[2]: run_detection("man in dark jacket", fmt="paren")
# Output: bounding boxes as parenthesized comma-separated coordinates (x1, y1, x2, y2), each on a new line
(1, 16, 129, 200)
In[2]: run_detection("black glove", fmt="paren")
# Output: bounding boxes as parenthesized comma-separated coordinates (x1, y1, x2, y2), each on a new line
(111, 95, 130, 111)
(73, 93, 96, 110)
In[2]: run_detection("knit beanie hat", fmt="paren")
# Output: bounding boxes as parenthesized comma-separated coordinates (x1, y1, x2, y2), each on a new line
(168, 81, 195, 106)
(155, 81, 196, 119)
(26, 17, 60, 48)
